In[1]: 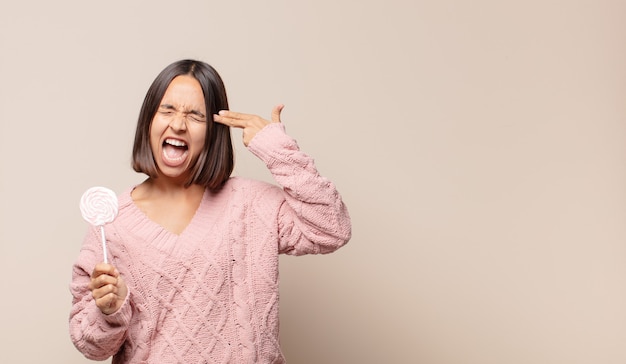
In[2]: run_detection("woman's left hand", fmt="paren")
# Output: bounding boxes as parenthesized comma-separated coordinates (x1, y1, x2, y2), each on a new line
(213, 104, 284, 146)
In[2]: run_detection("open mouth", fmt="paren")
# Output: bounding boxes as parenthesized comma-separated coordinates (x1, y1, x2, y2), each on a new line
(162, 138, 189, 164)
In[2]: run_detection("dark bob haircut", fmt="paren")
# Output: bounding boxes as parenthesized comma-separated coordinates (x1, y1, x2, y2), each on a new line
(131, 59, 233, 191)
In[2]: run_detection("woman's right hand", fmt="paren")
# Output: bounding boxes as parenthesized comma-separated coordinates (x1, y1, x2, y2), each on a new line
(213, 104, 284, 147)
(88, 263, 128, 315)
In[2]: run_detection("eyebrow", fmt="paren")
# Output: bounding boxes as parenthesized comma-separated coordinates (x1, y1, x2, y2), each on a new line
(159, 104, 176, 110)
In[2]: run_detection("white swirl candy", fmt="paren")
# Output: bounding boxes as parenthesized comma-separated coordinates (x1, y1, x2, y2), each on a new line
(80, 186, 118, 226)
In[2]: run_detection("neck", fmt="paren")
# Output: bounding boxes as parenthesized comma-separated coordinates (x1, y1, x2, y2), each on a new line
(135, 178, 205, 201)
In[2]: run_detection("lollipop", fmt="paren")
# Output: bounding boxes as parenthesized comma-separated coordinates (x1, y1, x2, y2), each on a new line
(80, 186, 118, 264)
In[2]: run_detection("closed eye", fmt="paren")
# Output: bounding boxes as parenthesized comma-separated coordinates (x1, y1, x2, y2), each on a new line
(188, 110, 206, 122)
(158, 104, 206, 122)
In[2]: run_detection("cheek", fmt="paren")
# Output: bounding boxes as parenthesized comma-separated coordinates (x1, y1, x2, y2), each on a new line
(148, 125, 157, 145)
(149, 118, 167, 138)
(148, 127, 162, 152)
(192, 125, 208, 146)
(150, 116, 167, 131)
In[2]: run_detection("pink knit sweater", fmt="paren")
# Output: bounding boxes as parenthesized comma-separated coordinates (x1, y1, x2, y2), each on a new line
(69, 123, 351, 363)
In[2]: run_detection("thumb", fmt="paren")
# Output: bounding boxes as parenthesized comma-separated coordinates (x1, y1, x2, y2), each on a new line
(271, 104, 284, 123)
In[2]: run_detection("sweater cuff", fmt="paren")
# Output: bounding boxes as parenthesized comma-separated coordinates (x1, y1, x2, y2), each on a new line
(102, 287, 132, 327)
(247, 123, 298, 164)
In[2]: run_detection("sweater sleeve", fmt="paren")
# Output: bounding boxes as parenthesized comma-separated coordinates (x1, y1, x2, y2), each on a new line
(69, 226, 132, 360)
(247, 122, 352, 255)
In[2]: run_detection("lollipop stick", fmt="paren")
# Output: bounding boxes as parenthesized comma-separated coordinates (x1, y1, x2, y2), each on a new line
(100, 225, 108, 264)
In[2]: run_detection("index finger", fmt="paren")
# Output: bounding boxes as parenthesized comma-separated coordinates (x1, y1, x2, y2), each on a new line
(213, 110, 251, 128)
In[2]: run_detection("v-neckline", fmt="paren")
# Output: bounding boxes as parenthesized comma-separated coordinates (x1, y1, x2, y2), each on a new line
(119, 180, 233, 256)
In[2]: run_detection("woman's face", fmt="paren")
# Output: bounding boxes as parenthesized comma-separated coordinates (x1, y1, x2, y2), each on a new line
(149, 75, 207, 181)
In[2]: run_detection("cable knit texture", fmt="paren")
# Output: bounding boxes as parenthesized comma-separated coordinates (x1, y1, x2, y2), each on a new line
(69, 123, 351, 363)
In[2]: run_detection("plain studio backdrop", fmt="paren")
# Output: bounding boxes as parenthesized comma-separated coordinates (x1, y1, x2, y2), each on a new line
(1, 1, 625, 363)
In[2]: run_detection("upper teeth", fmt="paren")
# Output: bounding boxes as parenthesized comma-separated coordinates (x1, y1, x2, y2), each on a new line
(165, 139, 187, 147)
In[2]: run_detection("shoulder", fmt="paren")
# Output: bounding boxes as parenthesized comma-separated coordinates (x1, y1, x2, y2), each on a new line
(116, 186, 137, 213)
(223, 177, 284, 200)
(226, 176, 273, 189)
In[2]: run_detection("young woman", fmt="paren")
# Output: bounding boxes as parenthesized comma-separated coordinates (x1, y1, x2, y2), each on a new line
(69, 59, 351, 363)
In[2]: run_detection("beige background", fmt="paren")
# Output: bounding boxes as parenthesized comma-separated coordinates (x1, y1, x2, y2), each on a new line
(1, 1, 625, 363)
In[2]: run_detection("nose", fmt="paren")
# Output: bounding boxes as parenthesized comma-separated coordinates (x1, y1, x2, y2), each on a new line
(169, 113, 187, 131)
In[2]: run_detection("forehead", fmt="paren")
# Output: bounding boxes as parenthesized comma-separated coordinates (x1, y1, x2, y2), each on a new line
(161, 75, 206, 110)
